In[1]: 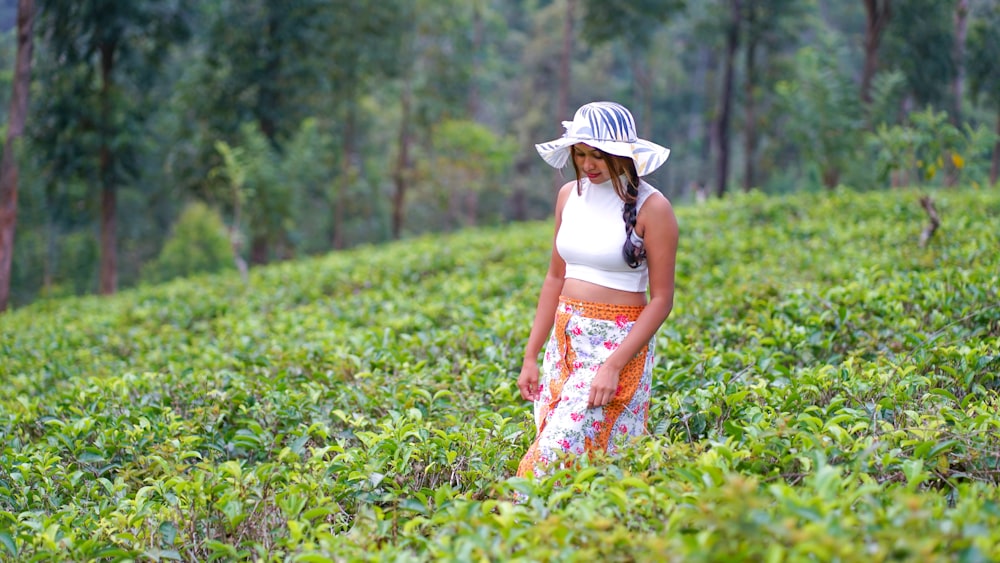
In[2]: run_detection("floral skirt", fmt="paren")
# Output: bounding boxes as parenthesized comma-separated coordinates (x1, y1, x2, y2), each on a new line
(516, 296, 654, 478)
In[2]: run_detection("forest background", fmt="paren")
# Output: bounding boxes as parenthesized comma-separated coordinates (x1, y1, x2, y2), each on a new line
(0, 0, 998, 311)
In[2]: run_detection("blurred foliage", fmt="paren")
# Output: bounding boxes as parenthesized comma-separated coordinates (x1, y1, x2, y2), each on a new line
(775, 37, 866, 189)
(967, 2, 1000, 110)
(867, 107, 998, 187)
(419, 119, 518, 228)
(881, 0, 958, 109)
(141, 201, 234, 284)
(2, 0, 999, 307)
(581, 0, 687, 45)
(212, 123, 291, 263)
(1, 186, 999, 559)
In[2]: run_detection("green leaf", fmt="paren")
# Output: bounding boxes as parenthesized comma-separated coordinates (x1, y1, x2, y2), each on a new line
(159, 521, 178, 546)
(925, 440, 959, 460)
(294, 554, 335, 563)
(573, 467, 599, 484)
(0, 530, 16, 557)
(902, 459, 927, 488)
(927, 388, 957, 402)
(302, 506, 336, 521)
(145, 548, 183, 561)
(398, 498, 428, 514)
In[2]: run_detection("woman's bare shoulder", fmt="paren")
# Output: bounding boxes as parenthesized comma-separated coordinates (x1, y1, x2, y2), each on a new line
(558, 179, 577, 195)
(639, 186, 675, 219)
(555, 180, 577, 210)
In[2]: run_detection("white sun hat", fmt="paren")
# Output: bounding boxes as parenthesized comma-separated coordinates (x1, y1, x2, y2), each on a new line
(535, 101, 671, 177)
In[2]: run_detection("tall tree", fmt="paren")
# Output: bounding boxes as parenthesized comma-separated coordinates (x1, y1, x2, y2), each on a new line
(201, 0, 332, 261)
(322, 0, 409, 248)
(776, 36, 866, 190)
(553, 0, 576, 190)
(389, 0, 478, 238)
(392, 79, 414, 239)
(201, 0, 326, 150)
(503, 0, 566, 221)
(559, 0, 575, 119)
(861, 0, 891, 105)
(739, 0, 806, 192)
(967, 2, 1000, 185)
(37, 0, 191, 294)
(952, 0, 970, 122)
(882, 0, 956, 111)
(0, 0, 35, 312)
(581, 0, 685, 125)
(713, 0, 741, 197)
(742, 2, 759, 192)
(196, 0, 408, 254)
(430, 119, 517, 228)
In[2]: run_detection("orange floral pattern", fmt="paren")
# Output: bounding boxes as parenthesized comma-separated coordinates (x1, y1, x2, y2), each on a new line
(517, 296, 653, 478)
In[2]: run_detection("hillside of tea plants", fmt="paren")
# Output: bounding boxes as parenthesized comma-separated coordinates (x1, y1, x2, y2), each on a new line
(2, 187, 999, 561)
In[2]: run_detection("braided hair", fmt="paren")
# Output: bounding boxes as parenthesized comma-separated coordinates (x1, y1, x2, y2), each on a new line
(570, 148, 647, 269)
(620, 179, 646, 268)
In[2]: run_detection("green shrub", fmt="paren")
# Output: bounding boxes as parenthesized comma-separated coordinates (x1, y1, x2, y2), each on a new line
(142, 201, 235, 284)
(867, 107, 998, 188)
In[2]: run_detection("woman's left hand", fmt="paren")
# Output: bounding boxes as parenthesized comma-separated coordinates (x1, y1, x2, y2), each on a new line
(588, 364, 620, 408)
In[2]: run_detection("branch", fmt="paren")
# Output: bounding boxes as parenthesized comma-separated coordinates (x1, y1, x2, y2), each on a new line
(919, 195, 940, 247)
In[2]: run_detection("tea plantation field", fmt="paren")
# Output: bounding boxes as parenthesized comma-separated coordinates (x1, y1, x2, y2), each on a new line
(2, 187, 999, 561)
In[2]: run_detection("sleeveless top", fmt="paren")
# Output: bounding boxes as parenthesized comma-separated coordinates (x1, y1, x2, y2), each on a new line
(556, 177, 659, 292)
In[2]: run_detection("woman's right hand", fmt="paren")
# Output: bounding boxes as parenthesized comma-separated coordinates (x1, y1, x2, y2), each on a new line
(517, 361, 540, 401)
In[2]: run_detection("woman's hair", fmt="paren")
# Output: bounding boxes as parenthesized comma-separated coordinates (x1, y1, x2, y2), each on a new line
(570, 149, 647, 268)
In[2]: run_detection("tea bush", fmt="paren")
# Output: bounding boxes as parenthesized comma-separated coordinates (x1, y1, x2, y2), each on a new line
(2, 187, 999, 561)
(141, 201, 236, 285)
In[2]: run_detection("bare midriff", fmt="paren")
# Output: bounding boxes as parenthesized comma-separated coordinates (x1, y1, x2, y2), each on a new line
(561, 278, 647, 307)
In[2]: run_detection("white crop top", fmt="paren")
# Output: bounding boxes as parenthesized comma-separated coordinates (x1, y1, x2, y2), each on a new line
(556, 177, 660, 292)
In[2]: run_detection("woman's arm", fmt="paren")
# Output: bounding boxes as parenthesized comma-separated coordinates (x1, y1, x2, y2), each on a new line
(517, 181, 574, 401)
(587, 193, 679, 408)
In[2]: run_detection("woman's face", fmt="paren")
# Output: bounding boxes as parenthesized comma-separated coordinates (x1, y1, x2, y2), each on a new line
(572, 143, 611, 184)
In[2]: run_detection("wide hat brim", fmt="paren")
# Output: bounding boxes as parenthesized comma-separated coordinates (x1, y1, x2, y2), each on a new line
(535, 135, 671, 177)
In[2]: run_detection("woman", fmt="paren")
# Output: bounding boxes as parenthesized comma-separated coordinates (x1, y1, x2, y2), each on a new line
(516, 101, 678, 478)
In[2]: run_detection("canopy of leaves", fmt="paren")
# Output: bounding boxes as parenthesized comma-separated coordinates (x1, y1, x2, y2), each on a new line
(881, 0, 956, 108)
(967, 3, 1000, 107)
(7, 0, 1000, 308)
(774, 36, 865, 187)
(581, 0, 686, 45)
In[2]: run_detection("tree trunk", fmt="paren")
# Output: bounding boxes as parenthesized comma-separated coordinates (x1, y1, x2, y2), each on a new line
(694, 46, 713, 193)
(992, 106, 999, 186)
(0, 0, 34, 312)
(822, 166, 841, 189)
(951, 0, 969, 123)
(244, 6, 281, 262)
(861, 0, 891, 105)
(467, 1, 483, 120)
(447, 188, 460, 230)
(44, 215, 56, 291)
(258, 7, 281, 145)
(464, 190, 477, 227)
(557, 0, 574, 124)
(713, 0, 740, 198)
(250, 234, 268, 264)
(743, 8, 757, 193)
(555, 0, 575, 189)
(510, 157, 530, 221)
(333, 105, 357, 249)
(225, 169, 248, 279)
(98, 41, 118, 295)
(391, 80, 412, 239)
(689, 47, 709, 146)
(629, 46, 652, 129)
